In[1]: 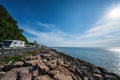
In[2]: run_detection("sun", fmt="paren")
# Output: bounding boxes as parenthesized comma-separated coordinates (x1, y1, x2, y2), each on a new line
(106, 4, 120, 19)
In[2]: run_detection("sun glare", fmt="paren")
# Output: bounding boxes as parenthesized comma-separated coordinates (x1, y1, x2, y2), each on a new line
(107, 4, 120, 18)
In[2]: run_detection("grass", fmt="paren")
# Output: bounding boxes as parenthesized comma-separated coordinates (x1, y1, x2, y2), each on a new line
(0, 47, 42, 65)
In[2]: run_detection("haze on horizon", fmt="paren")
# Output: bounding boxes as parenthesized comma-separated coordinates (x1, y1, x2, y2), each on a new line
(1, 0, 120, 47)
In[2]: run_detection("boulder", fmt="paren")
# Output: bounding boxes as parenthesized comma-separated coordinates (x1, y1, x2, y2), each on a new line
(48, 60, 57, 69)
(57, 59, 64, 65)
(25, 59, 39, 66)
(37, 61, 49, 74)
(19, 73, 32, 80)
(54, 72, 73, 80)
(0, 71, 5, 75)
(32, 69, 39, 77)
(0, 70, 17, 80)
(104, 74, 117, 80)
(35, 75, 53, 80)
(12, 61, 24, 66)
(25, 55, 39, 60)
(49, 70, 59, 76)
(11, 67, 29, 74)
(83, 77, 89, 80)
(93, 68, 101, 74)
(56, 66, 77, 80)
(93, 74, 103, 80)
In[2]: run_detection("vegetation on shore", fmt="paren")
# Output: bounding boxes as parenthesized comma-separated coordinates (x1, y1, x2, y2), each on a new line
(0, 48, 41, 65)
(0, 4, 28, 44)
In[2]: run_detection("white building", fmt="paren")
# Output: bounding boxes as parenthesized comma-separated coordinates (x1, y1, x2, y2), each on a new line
(2, 40, 25, 48)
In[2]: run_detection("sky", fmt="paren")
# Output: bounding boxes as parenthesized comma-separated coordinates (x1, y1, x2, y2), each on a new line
(0, 0, 120, 47)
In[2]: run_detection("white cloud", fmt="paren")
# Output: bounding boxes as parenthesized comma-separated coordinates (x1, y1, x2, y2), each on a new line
(21, 4, 120, 47)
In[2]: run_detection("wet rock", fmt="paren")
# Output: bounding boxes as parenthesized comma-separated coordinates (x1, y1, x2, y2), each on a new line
(35, 75, 53, 80)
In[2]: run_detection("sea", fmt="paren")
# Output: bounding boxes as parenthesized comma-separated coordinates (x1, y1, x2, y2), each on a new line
(52, 47, 120, 75)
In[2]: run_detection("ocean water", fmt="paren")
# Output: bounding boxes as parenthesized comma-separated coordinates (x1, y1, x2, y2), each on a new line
(52, 47, 120, 75)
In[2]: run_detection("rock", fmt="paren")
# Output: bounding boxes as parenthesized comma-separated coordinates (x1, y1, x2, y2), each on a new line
(54, 72, 73, 80)
(57, 59, 64, 65)
(48, 60, 57, 69)
(11, 67, 29, 74)
(25, 55, 39, 60)
(56, 66, 77, 80)
(93, 68, 101, 74)
(19, 73, 32, 80)
(83, 77, 89, 80)
(49, 70, 59, 76)
(0, 66, 4, 69)
(7, 61, 13, 65)
(25, 59, 39, 66)
(32, 69, 39, 77)
(0, 70, 17, 80)
(93, 74, 103, 80)
(37, 61, 49, 74)
(12, 61, 24, 66)
(35, 75, 53, 80)
(104, 74, 117, 80)
(0, 71, 5, 75)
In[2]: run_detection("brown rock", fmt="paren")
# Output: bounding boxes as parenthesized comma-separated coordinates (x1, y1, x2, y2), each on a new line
(0, 70, 17, 80)
(25, 59, 39, 66)
(37, 61, 49, 74)
(93, 74, 103, 80)
(35, 75, 53, 80)
(0, 71, 5, 75)
(32, 69, 39, 77)
(11, 67, 29, 74)
(56, 66, 77, 80)
(12, 61, 24, 66)
(49, 70, 59, 76)
(48, 60, 57, 69)
(19, 73, 32, 80)
(25, 55, 39, 60)
(83, 77, 88, 80)
(57, 59, 64, 65)
(54, 72, 73, 80)
(93, 68, 101, 74)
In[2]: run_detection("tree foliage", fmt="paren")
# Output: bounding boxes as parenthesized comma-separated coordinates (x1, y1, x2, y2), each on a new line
(0, 5, 28, 44)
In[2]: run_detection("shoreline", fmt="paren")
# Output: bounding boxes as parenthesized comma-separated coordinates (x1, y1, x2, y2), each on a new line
(0, 47, 120, 80)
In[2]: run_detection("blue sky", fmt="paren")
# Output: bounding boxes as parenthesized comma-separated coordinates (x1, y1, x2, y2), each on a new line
(0, 0, 120, 47)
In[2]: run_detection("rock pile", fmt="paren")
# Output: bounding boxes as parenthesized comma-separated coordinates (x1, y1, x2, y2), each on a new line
(0, 47, 120, 80)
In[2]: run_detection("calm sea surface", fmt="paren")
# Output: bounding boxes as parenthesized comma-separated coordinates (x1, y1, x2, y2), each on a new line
(52, 47, 120, 75)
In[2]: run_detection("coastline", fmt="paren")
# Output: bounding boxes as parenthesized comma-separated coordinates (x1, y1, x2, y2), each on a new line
(0, 47, 120, 80)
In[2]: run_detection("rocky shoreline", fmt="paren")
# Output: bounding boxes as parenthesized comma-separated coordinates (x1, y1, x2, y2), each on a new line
(0, 47, 120, 80)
